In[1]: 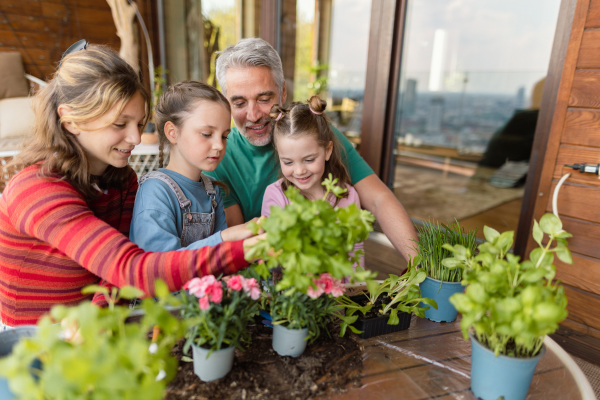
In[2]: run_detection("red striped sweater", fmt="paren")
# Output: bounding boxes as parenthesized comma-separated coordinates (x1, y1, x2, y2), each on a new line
(0, 165, 248, 326)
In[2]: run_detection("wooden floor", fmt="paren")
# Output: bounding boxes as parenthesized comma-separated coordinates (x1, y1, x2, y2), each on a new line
(363, 195, 600, 370)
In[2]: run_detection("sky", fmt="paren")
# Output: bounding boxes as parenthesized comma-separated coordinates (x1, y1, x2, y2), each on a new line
(325, 0, 560, 94)
(202, 0, 561, 95)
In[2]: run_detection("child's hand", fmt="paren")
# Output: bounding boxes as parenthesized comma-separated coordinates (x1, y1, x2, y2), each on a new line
(221, 218, 263, 241)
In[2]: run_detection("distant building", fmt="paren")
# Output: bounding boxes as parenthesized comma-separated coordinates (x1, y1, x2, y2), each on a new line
(426, 96, 444, 134)
(403, 79, 417, 116)
(515, 86, 526, 110)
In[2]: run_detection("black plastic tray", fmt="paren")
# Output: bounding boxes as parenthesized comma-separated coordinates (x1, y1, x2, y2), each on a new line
(349, 295, 412, 339)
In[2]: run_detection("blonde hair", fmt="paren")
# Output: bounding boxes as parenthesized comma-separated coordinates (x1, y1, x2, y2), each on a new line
(13, 44, 150, 199)
(269, 95, 350, 203)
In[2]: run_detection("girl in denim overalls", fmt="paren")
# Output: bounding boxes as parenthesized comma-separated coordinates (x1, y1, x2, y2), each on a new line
(130, 81, 256, 251)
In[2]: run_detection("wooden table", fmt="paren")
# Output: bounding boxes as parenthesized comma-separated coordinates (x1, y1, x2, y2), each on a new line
(325, 315, 595, 399)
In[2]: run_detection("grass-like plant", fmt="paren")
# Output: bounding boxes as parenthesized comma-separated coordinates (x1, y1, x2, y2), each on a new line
(415, 219, 477, 282)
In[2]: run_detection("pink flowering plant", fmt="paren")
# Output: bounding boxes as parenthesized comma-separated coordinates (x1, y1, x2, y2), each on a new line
(180, 274, 261, 354)
(267, 273, 345, 343)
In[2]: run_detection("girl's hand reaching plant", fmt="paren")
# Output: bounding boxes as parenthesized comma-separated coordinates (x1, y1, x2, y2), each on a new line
(222, 217, 265, 242)
(245, 174, 376, 292)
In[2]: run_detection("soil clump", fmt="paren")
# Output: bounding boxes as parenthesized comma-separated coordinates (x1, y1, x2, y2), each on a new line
(164, 321, 363, 400)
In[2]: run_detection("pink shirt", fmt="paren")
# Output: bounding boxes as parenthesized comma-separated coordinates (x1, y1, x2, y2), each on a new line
(261, 179, 365, 268)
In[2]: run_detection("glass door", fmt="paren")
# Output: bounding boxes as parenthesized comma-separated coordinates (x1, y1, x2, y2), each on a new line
(392, 0, 560, 237)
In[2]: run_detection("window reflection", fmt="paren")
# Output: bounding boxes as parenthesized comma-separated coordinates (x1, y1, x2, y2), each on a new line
(294, 0, 371, 147)
(393, 0, 560, 235)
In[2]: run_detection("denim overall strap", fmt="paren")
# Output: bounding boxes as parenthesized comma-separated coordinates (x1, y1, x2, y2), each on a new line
(199, 173, 217, 210)
(139, 171, 191, 212)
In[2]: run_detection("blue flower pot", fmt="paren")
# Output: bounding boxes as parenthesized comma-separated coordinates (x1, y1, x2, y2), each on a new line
(419, 276, 463, 322)
(0, 326, 38, 399)
(272, 325, 308, 357)
(192, 344, 235, 382)
(470, 334, 545, 400)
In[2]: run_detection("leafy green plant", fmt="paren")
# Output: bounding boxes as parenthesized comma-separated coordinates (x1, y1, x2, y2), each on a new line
(443, 213, 572, 357)
(247, 174, 376, 293)
(335, 261, 436, 337)
(308, 62, 329, 96)
(246, 175, 374, 342)
(0, 281, 187, 400)
(179, 274, 261, 355)
(414, 219, 477, 282)
(151, 65, 167, 112)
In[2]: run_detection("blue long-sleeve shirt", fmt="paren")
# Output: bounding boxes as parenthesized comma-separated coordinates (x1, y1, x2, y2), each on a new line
(130, 168, 227, 251)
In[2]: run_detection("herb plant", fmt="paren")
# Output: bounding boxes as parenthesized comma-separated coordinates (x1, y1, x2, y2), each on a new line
(0, 281, 187, 400)
(180, 274, 261, 355)
(247, 174, 375, 293)
(336, 261, 436, 337)
(415, 219, 477, 282)
(443, 213, 572, 357)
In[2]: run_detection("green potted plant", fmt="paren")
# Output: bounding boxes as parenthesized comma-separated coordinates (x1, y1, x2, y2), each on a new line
(0, 281, 187, 400)
(0, 326, 38, 399)
(179, 273, 261, 381)
(415, 219, 477, 322)
(335, 259, 434, 338)
(443, 213, 572, 400)
(265, 273, 344, 357)
(247, 175, 375, 352)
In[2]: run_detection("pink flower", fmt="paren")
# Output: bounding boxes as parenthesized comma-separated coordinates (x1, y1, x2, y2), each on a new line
(198, 296, 210, 310)
(184, 275, 217, 298)
(240, 277, 261, 300)
(227, 275, 244, 291)
(318, 273, 334, 293)
(205, 281, 223, 304)
(307, 284, 324, 299)
(330, 280, 345, 297)
(307, 274, 345, 298)
(184, 275, 222, 308)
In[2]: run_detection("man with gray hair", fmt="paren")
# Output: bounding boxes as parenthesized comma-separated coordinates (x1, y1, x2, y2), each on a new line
(205, 38, 417, 263)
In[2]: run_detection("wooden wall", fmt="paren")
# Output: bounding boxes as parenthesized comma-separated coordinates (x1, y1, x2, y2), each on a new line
(520, 0, 600, 341)
(0, 0, 157, 86)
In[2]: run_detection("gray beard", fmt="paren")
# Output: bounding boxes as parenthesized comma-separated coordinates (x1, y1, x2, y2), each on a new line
(241, 129, 273, 147)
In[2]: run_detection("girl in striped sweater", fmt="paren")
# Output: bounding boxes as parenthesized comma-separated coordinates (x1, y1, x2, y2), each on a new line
(0, 42, 261, 328)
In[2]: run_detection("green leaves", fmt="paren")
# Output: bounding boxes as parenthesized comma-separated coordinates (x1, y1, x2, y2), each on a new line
(444, 213, 572, 358)
(336, 261, 433, 336)
(0, 282, 187, 399)
(247, 180, 375, 294)
(415, 219, 477, 282)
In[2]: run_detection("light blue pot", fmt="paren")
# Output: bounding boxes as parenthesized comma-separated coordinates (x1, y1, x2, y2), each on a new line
(272, 325, 308, 358)
(192, 344, 235, 382)
(470, 334, 545, 400)
(0, 326, 38, 399)
(419, 276, 464, 322)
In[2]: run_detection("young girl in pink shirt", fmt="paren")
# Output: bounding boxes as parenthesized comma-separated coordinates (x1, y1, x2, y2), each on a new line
(261, 95, 364, 267)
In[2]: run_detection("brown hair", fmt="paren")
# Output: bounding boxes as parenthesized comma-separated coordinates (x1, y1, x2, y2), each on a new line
(154, 81, 231, 168)
(269, 95, 350, 202)
(154, 80, 230, 192)
(12, 44, 150, 199)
